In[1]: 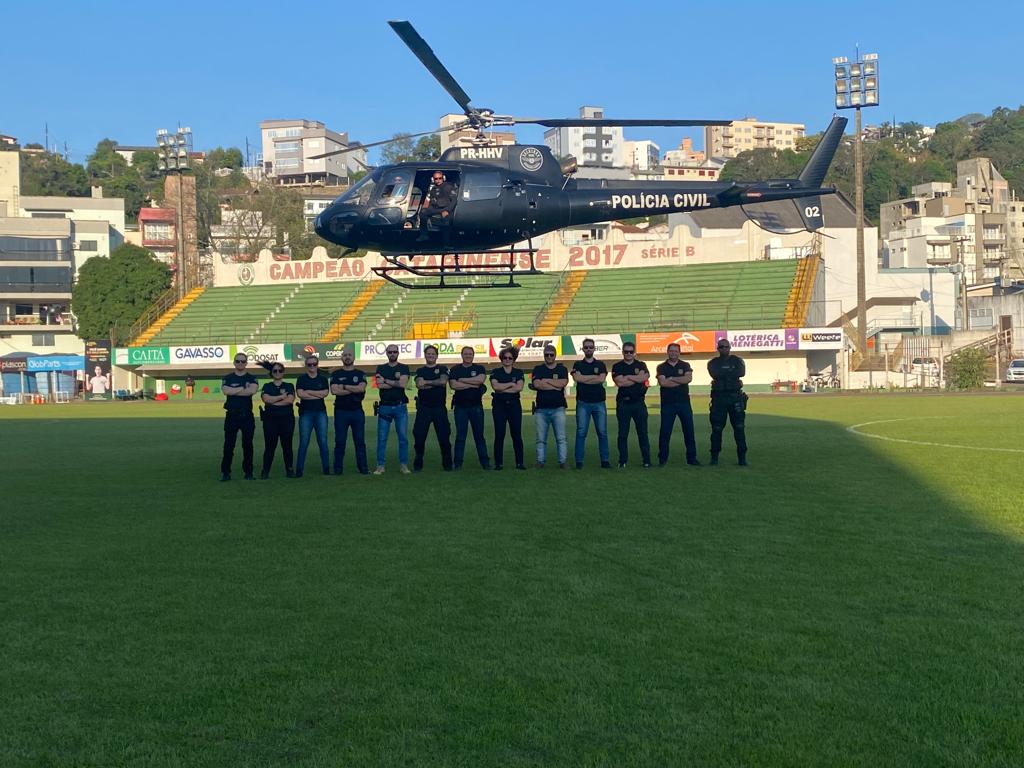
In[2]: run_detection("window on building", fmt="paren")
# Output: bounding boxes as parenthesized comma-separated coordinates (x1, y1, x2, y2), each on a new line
(275, 141, 300, 153)
(145, 223, 174, 242)
(30, 212, 67, 219)
(79, 240, 98, 252)
(32, 333, 56, 346)
(268, 130, 278, 138)
(276, 158, 300, 169)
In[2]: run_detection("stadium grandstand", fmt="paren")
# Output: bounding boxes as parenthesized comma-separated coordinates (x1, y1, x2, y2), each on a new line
(136, 259, 808, 345)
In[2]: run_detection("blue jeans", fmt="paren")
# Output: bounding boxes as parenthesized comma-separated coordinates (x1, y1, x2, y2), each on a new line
(453, 405, 490, 468)
(376, 403, 409, 466)
(535, 407, 568, 465)
(297, 409, 329, 474)
(334, 409, 368, 474)
(574, 400, 609, 465)
(658, 400, 697, 464)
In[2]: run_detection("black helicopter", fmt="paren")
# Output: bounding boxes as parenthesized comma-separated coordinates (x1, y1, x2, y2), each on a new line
(313, 20, 847, 289)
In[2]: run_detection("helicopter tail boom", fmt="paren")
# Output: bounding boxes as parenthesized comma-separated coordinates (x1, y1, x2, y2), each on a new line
(798, 115, 847, 189)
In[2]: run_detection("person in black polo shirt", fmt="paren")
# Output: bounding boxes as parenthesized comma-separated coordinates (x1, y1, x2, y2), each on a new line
(708, 338, 748, 466)
(374, 345, 411, 475)
(449, 345, 491, 470)
(295, 355, 330, 478)
(571, 338, 612, 469)
(330, 347, 369, 475)
(530, 344, 569, 469)
(489, 347, 526, 470)
(412, 344, 452, 472)
(259, 361, 295, 479)
(612, 341, 651, 468)
(656, 342, 699, 467)
(220, 353, 259, 481)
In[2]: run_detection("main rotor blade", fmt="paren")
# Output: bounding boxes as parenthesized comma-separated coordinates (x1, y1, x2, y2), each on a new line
(308, 128, 446, 160)
(388, 20, 474, 115)
(513, 118, 733, 127)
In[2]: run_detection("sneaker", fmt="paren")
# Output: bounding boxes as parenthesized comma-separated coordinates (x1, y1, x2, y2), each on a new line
(322, 468, 331, 476)
(219, 472, 231, 482)
(482, 463, 492, 471)
(558, 462, 568, 470)
(293, 471, 304, 478)
(286, 469, 295, 478)
(618, 462, 627, 469)
(244, 473, 255, 480)
(333, 468, 343, 475)
(600, 461, 613, 469)
(493, 464, 503, 471)
(687, 460, 702, 466)
(709, 456, 719, 466)
(374, 466, 385, 475)
(259, 471, 269, 480)
(642, 462, 652, 469)
(399, 464, 411, 475)
(413, 465, 423, 473)
(515, 464, 527, 470)
(738, 457, 749, 467)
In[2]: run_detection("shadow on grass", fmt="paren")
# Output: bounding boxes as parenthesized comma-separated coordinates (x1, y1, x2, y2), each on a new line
(1, 408, 1022, 767)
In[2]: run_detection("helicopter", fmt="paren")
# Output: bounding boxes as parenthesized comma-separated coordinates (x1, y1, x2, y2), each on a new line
(312, 20, 848, 289)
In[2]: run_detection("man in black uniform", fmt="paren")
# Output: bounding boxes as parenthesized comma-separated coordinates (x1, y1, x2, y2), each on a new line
(259, 361, 295, 479)
(374, 345, 411, 475)
(220, 353, 259, 481)
(571, 338, 612, 469)
(531, 344, 569, 469)
(611, 341, 651, 468)
(416, 171, 456, 243)
(449, 345, 491, 470)
(412, 344, 453, 472)
(657, 342, 699, 467)
(295, 356, 331, 478)
(489, 348, 526, 470)
(330, 348, 369, 475)
(707, 338, 748, 466)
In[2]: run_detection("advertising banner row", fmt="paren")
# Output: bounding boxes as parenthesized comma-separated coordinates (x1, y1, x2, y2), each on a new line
(115, 328, 844, 367)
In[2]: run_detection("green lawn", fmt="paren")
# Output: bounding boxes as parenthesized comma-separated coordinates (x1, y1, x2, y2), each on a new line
(2, 395, 1023, 767)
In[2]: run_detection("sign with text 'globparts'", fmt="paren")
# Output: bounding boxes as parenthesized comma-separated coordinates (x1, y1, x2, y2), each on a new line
(169, 345, 230, 365)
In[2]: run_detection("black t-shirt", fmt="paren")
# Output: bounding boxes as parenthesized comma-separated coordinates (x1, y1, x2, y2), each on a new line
(572, 359, 608, 403)
(531, 363, 568, 409)
(708, 354, 745, 393)
(261, 381, 295, 415)
(376, 363, 410, 404)
(657, 360, 693, 403)
(490, 366, 524, 406)
(295, 373, 329, 413)
(449, 363, 487, 408)
(415, 364, 449, 408)
(221, 372, 257, 412)
(330, 368, 367, 411)
(612, 360, 649, 403)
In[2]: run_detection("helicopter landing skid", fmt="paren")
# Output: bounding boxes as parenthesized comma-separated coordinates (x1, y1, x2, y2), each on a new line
(372, 240, 544, 289)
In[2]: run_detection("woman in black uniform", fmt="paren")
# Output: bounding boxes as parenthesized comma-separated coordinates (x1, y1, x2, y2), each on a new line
(259, 362, 296, 478)
(489, 348, 526, 470)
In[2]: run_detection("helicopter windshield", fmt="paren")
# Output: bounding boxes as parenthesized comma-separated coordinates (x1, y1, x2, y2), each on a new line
(336, 171, 381, 207)
(374, 171, 412, 206)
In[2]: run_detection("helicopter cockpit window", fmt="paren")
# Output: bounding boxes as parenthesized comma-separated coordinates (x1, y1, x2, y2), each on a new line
(461, 170, 503, 201)
(375, 171, 412, 206)
(336, 171, 380, 207)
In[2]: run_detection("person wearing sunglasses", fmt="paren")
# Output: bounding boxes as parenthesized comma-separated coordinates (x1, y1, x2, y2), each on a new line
(489, 347, 526, 470)
(295, 356, 330, 478)
(416, 170, 456, 244)
(571, 338, 612, 469)
(611, 341, 652, 469)
(329, 347, 369, 475)
(529, 344, 569, 469)
(449, 345, 492, 471)
(374, 346, 411, 475)
(412, 344, 453, 472)
(708, 339, 748, 466)
(259, 362, 296, 479)
(219, 354, 259, 481)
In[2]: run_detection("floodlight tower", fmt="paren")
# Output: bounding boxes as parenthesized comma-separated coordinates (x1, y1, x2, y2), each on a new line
(155, 127, 193, 298)
(832, 52, 879, 361)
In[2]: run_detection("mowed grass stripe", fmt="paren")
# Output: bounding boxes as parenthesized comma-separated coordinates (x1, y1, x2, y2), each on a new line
(1, 396, 1023, 766)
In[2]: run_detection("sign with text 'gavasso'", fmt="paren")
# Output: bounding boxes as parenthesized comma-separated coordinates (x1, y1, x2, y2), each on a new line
(169, 345, 230, 365)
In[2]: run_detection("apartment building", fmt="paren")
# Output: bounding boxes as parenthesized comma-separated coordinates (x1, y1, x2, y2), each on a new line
(544, 107, 625, 168)
(439, 114, 516, 153)
(704, 118, 805, 160)
(259, 119, 366, 185)
(623, 140, 660, 172)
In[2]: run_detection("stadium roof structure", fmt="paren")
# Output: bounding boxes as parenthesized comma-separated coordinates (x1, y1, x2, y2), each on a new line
(686, 191, 861, 230)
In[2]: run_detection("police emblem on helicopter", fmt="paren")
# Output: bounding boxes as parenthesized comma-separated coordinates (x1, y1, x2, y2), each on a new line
(519, 147, 544, 172)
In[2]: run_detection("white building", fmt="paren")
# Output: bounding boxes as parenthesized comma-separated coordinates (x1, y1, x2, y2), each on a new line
(438, 114, 516, 154)
(623, 140, 660, 172)
(544, 106, 625, 168)
(259, 119, 366, 185)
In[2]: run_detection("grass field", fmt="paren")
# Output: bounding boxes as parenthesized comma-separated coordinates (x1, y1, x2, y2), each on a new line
(3, 394, 1024, 767)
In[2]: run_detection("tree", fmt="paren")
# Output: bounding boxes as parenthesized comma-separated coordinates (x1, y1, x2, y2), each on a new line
(72, 243, 171, 342)
(946, 347, 987, 391)
(380, 132, 442, 164)
(19, 152, 90, 196)
(206, 147, 244, 170)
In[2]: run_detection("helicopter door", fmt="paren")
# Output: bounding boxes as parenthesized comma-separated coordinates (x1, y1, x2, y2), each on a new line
(365, 170, 413, 228)
(452, 170, 504, 230)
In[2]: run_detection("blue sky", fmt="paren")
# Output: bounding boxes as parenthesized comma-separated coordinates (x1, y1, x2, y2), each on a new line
(4, 0, 1023, 164)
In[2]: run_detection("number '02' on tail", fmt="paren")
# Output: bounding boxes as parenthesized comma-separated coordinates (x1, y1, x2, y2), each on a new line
(798, 197, 824, 231)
